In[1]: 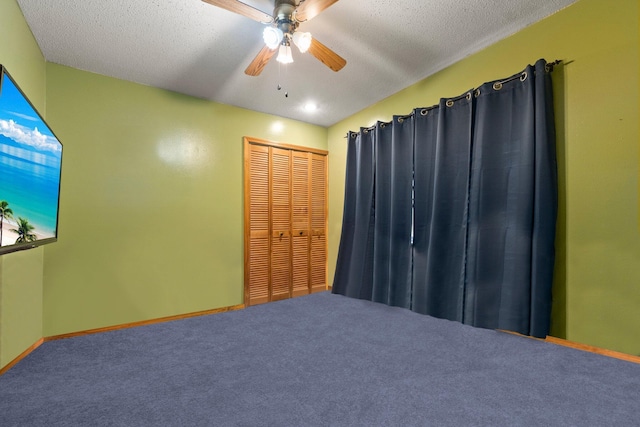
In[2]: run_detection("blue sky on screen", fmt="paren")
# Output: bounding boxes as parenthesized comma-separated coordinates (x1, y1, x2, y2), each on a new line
(0, 72, 62, 156)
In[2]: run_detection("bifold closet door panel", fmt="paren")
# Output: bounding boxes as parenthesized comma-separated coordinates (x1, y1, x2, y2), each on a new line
(246, 143, 270, 306)
(270, 147, 292, 301)
(292, 151, 311, 297)
(310, 153, 327, 293)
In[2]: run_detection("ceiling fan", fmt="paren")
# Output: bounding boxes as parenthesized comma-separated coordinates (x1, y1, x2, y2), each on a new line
(202, 0, 346, 76)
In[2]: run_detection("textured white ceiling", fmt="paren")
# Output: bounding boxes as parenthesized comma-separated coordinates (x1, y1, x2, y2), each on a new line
(16, 0, 576, 127)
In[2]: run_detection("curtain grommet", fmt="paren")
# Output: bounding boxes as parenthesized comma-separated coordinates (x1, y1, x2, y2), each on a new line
(420, 109, 428, 116)
(446, 100, 454, 107)
(466, 92, 472, 101)
(493, 82, 503, 90)
(398, 118, 403, 124)
(381, 123, 386, 128)
(474, 89, 481, 98)
(520, 71, 528, 82)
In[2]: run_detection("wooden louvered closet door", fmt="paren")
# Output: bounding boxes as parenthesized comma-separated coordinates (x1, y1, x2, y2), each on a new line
(244, 137, 328, 306)
(291, 150, 310, 298)
(246, 144, 270, 305)
(270, 147, 292, 301)
(310, 153, 327, 293)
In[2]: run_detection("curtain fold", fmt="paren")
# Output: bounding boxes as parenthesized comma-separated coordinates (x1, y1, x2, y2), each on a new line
(372, 118, 414, 308)
(529, 60, 559, 337)
(412, 98, 473, 321)
(464, 67, 537, 334)
(333, 59, 557, 338)
(464, 60, 557, 336)
(332, 130, 376, 300)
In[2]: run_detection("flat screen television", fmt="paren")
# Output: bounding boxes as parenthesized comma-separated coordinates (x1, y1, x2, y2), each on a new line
(0, 65, 63, 255)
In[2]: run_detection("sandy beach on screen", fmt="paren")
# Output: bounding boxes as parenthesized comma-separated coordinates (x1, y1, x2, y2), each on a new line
(0, 219, 50, 249)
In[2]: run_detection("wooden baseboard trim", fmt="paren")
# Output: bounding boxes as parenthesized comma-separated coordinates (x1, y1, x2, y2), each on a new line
(0, 338, 45, 376)
(501, 330, 640, 365)
(544, 336, 640, 365)
(1, 304, 245, 376)
(46, 303, 245, 341)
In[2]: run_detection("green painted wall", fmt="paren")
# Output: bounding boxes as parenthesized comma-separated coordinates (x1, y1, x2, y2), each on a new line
(43, 64, 327, 336)
(0, 0, 46, 369)
(328, 0, 639, 355)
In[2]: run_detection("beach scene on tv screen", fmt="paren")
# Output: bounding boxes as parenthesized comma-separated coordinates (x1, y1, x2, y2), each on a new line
(0, 73, 62, 248)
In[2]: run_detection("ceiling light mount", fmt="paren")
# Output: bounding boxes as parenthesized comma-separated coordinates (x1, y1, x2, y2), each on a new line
(274, 1, 297, 25)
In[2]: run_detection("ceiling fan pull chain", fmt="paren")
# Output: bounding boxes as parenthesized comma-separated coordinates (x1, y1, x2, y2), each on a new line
(276, 62, 290, 98)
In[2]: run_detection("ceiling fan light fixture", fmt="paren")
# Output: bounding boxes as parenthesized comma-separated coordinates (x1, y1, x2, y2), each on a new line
(204, 0, 346, 77)
(276, 44, 294, 64)
(263, 27, 283, 50)
(292, 32, 312, 53)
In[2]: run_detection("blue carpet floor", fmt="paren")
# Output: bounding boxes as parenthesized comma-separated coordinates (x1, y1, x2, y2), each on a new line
(1, 292, 639, 426)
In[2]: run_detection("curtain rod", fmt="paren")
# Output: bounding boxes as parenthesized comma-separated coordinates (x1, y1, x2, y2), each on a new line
(344, 59, 563, 139)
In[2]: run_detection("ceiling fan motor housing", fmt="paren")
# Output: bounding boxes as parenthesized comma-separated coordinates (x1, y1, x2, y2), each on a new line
(274, 0, 299, 36)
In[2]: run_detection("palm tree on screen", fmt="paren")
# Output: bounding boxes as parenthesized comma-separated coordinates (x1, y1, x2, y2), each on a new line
(13, 217, 37, 243)
(0, 200, 14, 247)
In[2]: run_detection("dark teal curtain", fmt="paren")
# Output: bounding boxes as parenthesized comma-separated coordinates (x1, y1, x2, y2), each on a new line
(412, 97, 473, 322)
(371, 118, 414, 307)
(333, 59, 558, 337)
(333, 129, 375, 300)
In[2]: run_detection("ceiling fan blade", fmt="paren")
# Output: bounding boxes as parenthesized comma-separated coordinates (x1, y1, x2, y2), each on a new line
(307, 38, 346, 72)
(295, 0, 339, 22)
(201, 0, 272, 23)
(245, 45, 277, 76)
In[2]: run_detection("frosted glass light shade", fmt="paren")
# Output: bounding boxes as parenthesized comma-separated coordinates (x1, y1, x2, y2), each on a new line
(263, 27, 283, 49)
(276, 44, 294, 64)
(292, 32, 312, 53)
